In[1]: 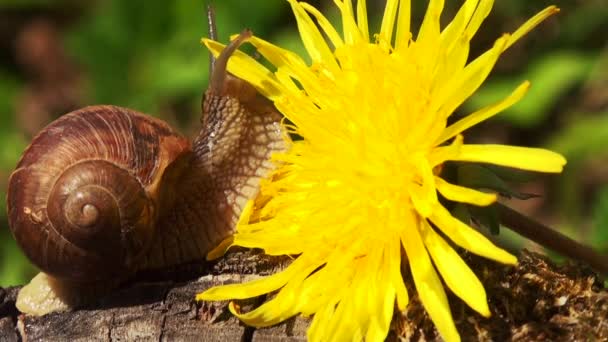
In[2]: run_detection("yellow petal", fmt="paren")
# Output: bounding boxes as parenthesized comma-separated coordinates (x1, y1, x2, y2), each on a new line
(308, 304, 335, 342)
(438, 81, 530, 144)
(298, 276, 342, 318)
(377, 249, 399, 340)
(356, 0, 370, 42)
(435, 34, 469, 87)
(206, 236, 234, 261)
(228, 298, 298, 328)
(196, 254, 319, 301)
(288, 0, 339, 71)
(379, 0, 399, 50)
(228, 257, 325, 327)
(366, 245, 397, 342)
(307, 238, 395, 342)
(297, 241, 365, 316)
(464, 0, 493, 38)
(417, 0, 444, 42)
(202, 39, 284, 101)
(247, 36, 309, 73)
(335, 0, 362, 45)
(452, 144, 567, 173)
(435, 176, 497, 206)
(331, 301, 364, 342)
(436, 0, 492, 85)
(409, 160, 438, 217)
(429, 205, 517, 265)
(421, 222, 491, 317)
(329, 257, 370, 342)
(434, 0, 478, 84)
(434, 35, 507, 117)
(300, 3, 344, 49)
(429, 134, 463, 167)
(275, 68, 302, 94)
(401, 215, 460, 342)
(395, 0, 411, 49)
(237, 199, 255, 226)
(506, 6, 560, 50)
(390, 233, 409, 311)
(440, 0, 479, 45)
(227, 275, 304, 327)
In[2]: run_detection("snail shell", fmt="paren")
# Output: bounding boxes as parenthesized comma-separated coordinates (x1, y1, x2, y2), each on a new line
(7, 105, 191, 281)
(7, 28, 286, 316)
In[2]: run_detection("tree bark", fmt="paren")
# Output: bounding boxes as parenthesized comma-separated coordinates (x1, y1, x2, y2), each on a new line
(0, 250, 606, 341)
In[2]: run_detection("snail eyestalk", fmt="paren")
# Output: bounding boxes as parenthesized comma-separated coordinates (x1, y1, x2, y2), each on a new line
(209, 29, 253, 94)
(206, 4, 218, 74)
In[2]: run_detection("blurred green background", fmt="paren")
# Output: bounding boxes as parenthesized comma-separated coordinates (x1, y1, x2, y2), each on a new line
(0, 0, 606, 286)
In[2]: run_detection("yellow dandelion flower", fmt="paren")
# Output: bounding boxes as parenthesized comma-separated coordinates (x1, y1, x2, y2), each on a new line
(197, 1, 566, 341)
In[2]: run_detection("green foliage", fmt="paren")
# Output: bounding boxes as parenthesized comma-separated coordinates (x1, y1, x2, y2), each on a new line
(456, 164, 537, 200)
(452, 164, 539, 235)
(0, 70, 34, 286)
(0, 72, 31, 179)
(64, 0, 288, 116)
(467, 51, 595, 128)
(548, 114, 608, 163)
(468, 204, 500, 235)
(560, 3, 608, 44)
(0, 229, 35, 286)
(65, 0, 208, 113)
(0, 0, 57, 7)
(592, 187, 608, 253)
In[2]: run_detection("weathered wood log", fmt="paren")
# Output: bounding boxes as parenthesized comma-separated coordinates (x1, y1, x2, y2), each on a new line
(0, 250, 606, 341)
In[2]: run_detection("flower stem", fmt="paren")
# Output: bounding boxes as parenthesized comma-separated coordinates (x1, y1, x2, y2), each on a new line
(497, 203, 608, 275)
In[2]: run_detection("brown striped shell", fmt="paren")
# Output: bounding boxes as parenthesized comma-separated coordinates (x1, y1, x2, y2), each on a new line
(7, 105, 191, 281)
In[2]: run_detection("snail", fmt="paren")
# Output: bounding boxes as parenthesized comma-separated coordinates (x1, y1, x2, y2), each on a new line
(6, 15, 285, 316)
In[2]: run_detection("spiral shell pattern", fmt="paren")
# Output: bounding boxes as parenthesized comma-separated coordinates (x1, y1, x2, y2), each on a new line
(7, 106, 190, 281)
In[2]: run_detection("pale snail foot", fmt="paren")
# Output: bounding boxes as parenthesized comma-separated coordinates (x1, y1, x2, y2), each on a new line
(17, 273, 71, 316)
(16, 272, 115, 316)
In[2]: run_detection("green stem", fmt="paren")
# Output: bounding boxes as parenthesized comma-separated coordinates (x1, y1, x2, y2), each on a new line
(497, 203, 608, 275)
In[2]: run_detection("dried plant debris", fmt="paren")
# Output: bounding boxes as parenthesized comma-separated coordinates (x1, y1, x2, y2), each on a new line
(393, 250, 607, 341)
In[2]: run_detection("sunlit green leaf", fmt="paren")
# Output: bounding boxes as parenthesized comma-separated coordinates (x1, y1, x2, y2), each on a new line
(467, 51, 595, 127)
(547, 113, 608, 163)
(469, 204, 500, 235)
(592, 187, 608, 253)
(456, 164, 538, 200)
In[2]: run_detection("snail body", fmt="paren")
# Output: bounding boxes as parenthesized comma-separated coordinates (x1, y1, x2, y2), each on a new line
(7, 30, 285, 315)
